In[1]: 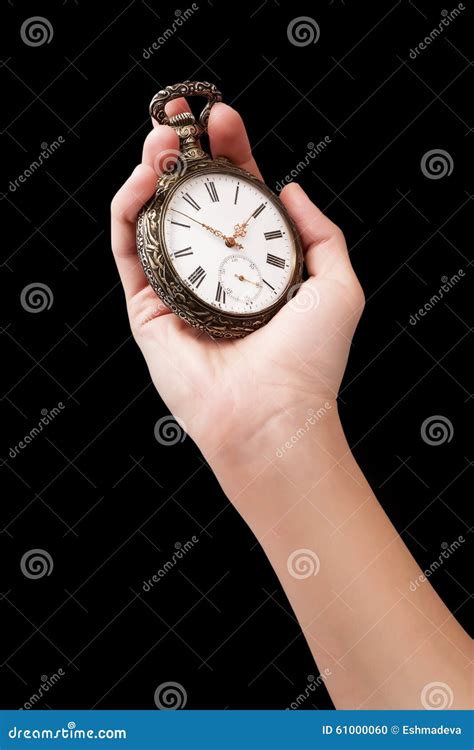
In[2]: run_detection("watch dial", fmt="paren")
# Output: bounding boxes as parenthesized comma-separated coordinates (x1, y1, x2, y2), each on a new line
(163, 171, 296, 315)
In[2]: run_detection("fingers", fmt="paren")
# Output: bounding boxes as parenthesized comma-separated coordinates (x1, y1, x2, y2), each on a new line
(142, 124, 179, 171)
(111, 123, 179, 308)
(208, 103, 263, 179)
(151, 97, 190, 127)
(152, 100, 263, 179)
(280, 183, 353, 281)
(111, 164, 157, 301)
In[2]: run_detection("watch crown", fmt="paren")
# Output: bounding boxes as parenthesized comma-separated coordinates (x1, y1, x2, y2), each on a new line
(167, 111, 209, 162)
(168, 111, 196, 128)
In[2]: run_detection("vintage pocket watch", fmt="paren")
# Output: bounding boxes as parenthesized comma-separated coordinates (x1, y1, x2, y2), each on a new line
(137, 81, 303, 338)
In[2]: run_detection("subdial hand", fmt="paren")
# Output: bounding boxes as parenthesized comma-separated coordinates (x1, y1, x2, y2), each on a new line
(234, 273, 262, 288)
(170, 209, 243, 249)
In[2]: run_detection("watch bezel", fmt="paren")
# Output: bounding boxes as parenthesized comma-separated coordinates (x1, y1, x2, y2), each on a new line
(137, 158, 304, 338)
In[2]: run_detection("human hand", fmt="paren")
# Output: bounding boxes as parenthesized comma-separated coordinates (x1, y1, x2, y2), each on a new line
(111, 103, 472, 711)
(111, 101, 364, 462)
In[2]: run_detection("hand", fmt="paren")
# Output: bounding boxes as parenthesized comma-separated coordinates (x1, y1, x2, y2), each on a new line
(111, 102, 471, 711)
(111, 101, 365, 463)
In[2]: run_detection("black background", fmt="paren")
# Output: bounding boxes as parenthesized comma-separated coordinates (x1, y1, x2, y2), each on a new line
(1, 0, 472, 711)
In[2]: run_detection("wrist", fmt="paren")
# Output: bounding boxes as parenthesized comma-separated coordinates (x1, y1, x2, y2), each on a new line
(204, 397, 354, 515)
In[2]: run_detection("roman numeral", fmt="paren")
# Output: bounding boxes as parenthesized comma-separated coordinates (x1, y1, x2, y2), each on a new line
(182, 193, 200, 211)
(252, 203, 266, 219)
(266, 253, 286, 269)
(205, 181, 219, 202)
(263, 279, 275, 291)
(171, 220, 190, 228)
(234, 183, 240, 205)
(264, 230, 283, 240)
(173, 247, 193, 258)
(188, 266, 206, 287)
(215, 282, 226, 304)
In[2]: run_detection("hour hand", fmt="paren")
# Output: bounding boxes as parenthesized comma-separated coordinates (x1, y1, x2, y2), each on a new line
(171, 209, 243, 249)
(232, 206, 259, 239)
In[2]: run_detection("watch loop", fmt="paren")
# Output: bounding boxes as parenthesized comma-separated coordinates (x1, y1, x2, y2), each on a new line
(149, 81, 222, 161)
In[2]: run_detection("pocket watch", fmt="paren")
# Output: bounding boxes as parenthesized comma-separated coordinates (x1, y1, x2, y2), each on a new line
(137, 81, 303, 338)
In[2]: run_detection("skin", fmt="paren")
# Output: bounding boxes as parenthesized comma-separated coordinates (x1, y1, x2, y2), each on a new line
(111, 100, 472, 709)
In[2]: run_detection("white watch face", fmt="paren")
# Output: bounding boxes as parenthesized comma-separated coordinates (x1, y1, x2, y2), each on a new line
(163, 171, 296, 315)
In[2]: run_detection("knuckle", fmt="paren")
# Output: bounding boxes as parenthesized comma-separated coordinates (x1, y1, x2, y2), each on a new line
(331, 224, 346, 246)
(110, 193, 121, 218)
(352, 279, 366, 313)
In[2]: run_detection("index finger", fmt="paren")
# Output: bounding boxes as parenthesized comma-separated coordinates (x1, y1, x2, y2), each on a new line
(208, 103, 263, 180)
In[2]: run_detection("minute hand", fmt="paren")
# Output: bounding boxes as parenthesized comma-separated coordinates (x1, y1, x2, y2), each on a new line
(170, 209, 243, 249)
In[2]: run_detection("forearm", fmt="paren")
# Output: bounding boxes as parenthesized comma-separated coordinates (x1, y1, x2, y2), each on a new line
(207, 404, 472, 709)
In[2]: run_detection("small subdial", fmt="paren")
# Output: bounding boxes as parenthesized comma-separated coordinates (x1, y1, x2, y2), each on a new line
(219, 254, 263, 305)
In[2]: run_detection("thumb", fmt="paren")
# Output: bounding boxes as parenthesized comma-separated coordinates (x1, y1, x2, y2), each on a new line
(280, 183, 354, 282)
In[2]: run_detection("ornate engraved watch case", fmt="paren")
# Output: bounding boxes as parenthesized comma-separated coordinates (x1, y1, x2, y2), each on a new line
(136, 81, 304, 338)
